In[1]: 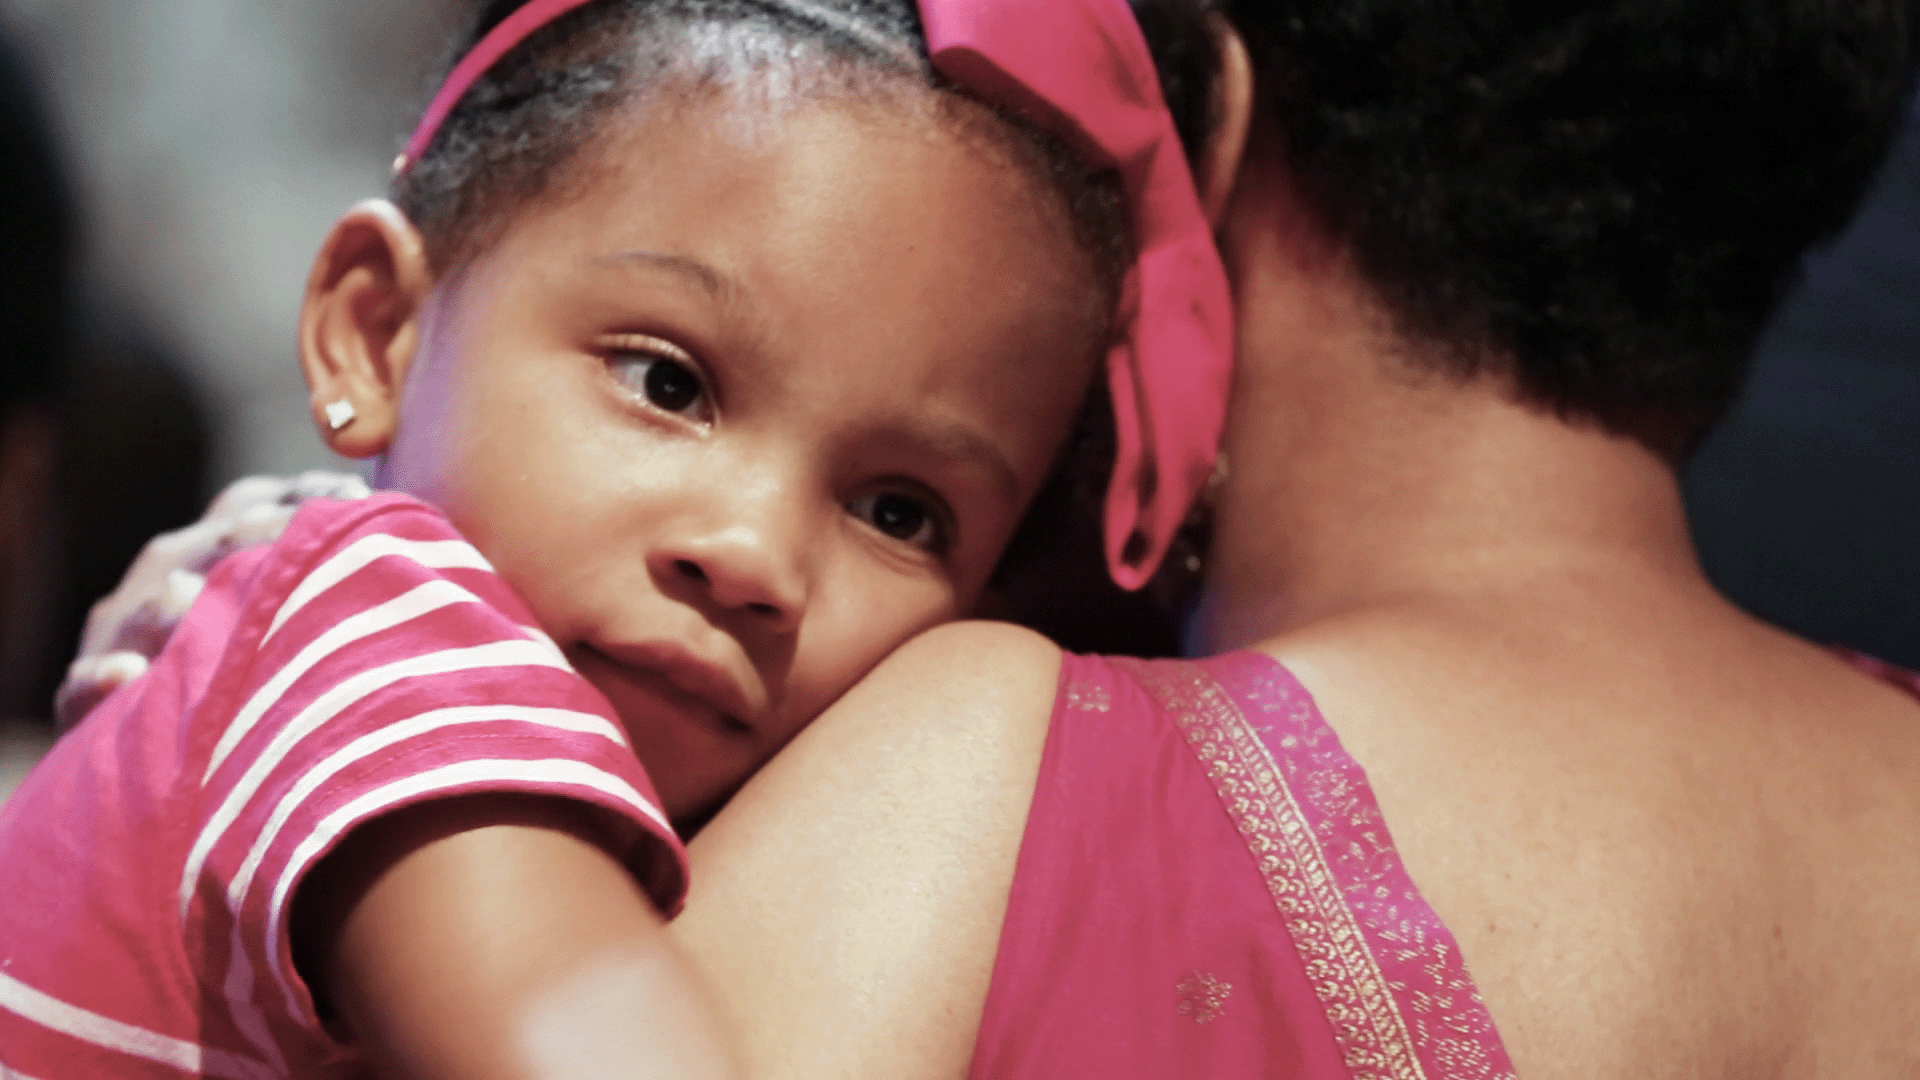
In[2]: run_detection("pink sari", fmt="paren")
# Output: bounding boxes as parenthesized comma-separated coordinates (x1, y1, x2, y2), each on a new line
(969, 652, 1517, 1079)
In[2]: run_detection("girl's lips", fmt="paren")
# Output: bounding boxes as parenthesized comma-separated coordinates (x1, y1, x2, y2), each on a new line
(571, 639, 758, 736)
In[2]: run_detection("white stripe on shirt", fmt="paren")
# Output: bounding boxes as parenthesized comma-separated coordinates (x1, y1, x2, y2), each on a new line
(204, 578, 488, 782)
(179, 639, 574, 915)
(225, 704, 629, 913)
(264, 533, 494, 644)
(220, 924, 288, 1076)
(260, 758, 670, 1016)
(0, 972, 272, 1080)
(519, 623, 567, 661)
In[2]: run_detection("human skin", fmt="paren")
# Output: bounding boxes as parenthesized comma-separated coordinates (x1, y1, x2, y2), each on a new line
(307, 87, 1103, 823)
(287, 82, 1105, 1078)
(667, 23, 1920, 1080)
(60, 19, 1920, 1080)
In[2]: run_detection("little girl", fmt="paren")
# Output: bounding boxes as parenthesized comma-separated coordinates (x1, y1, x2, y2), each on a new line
(0, 0, 1231, 1077)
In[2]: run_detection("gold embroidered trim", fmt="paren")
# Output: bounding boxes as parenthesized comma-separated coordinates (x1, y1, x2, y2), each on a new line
(1176, 971, 1233, 1024)
(1117, 657, 1517, 1080)
(1117, 658, 1426, 1080)
(1064, 679, 1112, 713)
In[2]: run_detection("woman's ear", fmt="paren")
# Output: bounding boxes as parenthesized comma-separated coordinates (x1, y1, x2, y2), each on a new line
(298, 199, 433, 459)
(1197, 16, 1255, 229)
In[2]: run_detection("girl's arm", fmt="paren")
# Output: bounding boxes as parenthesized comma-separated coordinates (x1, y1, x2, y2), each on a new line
(300, 794, 739, 1080)
(669, 620, 1061, 1079)
(65, 494, 1058, 1076)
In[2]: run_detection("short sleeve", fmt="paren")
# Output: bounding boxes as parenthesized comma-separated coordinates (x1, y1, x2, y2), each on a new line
(175, 494, 686, 1050)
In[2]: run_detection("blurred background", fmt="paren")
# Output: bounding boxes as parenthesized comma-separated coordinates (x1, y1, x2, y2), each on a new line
(1, 2, 1918, 797)
(0, 0, 453, 790)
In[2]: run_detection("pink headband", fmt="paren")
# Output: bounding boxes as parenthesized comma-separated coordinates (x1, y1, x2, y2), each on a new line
(400, 0, 1234, 590)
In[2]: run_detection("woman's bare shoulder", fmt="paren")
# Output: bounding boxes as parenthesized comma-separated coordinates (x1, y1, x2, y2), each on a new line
(673, 621, 1064, 1078)
(845, 619, 1065, 725)
(690, 620, 1063, 846)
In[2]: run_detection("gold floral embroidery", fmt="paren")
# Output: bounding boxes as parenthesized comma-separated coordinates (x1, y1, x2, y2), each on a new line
(1176, 971, 1232, 1024)
(1064, 680, 1111, 713)
(1114, 657, 1515, 1080)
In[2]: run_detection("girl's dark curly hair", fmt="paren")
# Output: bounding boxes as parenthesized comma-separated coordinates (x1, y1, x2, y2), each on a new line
(1134, 0, 1919, 457)
(394, 0, 1132, 301)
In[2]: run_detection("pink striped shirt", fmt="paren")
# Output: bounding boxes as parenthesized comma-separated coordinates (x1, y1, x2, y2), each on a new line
(0, 495, 685, 1078)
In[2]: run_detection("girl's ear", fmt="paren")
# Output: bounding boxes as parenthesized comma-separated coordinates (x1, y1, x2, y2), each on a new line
(1197, 16, 1255, 229)
(298, 199, 433, 459)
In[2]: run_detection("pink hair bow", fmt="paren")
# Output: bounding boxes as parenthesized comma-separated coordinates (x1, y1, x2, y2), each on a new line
(920, 0, 1234, 589)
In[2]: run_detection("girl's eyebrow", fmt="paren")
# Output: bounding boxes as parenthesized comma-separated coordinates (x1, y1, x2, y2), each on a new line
(597, 249, 738, 303)
(591, 249, 1015, 498)
(892, 418, 1020, 502)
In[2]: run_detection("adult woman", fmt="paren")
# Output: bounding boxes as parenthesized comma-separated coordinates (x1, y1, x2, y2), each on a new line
(669, 1, 1920, 1077)
(59, 0, 1920, 1076)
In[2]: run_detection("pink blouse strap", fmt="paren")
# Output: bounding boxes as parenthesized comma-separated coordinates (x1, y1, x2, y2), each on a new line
(1832, 647, 1920, 701)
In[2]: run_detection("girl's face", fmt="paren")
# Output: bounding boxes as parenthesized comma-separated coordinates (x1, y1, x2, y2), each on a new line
(382, 88, 1104, 822)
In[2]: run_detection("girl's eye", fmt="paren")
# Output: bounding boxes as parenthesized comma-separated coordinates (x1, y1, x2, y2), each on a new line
(610, 343, 708, 418)
(849, 491, 946, 552)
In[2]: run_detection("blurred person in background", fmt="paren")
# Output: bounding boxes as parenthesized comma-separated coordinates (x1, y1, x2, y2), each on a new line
(0, 30, 72, 784)
(0, 28, 211, 797)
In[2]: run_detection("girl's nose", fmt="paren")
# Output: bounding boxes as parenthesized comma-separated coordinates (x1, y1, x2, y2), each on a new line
(648, 524, 808, 635)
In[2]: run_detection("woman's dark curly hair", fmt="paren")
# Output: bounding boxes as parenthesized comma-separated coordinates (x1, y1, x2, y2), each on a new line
(1133, 0, 1919, 456)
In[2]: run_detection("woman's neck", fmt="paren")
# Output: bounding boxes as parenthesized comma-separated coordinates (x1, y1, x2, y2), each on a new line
(1196, 175, 1708, 654)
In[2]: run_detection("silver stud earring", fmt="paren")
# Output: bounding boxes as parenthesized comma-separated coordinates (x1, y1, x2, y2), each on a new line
(324, 398, 357, 432)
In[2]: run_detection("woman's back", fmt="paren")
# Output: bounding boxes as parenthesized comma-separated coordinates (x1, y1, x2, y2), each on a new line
(1269, 575, 1920, 1079)
(674, 572, 1920, 1079)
